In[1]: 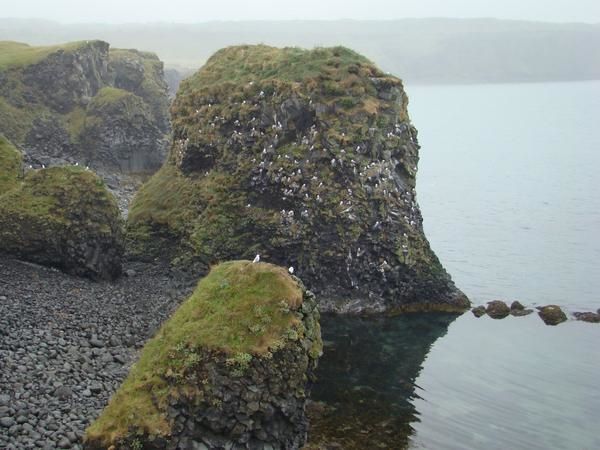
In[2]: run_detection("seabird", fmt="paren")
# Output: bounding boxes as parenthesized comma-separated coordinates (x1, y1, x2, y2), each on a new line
(252, 254, 260, 263)
(288, 267, 294, 274)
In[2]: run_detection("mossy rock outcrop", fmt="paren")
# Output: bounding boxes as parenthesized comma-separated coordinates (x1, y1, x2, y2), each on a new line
(127, 45, 468, 313)
(84, 261, 322, 449)
(0, 140, 123, 279)
(0, 40, 169, 173)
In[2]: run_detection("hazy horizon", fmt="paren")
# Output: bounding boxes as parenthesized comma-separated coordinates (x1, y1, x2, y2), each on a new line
(2, 0, 600, 24)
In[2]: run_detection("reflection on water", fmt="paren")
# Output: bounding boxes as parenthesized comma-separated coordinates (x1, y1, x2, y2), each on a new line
(308, 313, 460, 449)
(309, 313, 600, 450)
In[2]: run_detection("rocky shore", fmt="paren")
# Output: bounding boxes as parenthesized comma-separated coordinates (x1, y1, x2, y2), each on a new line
(0, 257, 196, 449)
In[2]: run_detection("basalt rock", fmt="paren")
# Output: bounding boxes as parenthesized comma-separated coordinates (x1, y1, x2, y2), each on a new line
(0, 140, 123, 279)
(84, 261, 322, 449)
(127, 45, 468, 313)
(537, 305, 567, 326)
(0, 40, 169, 174)
(573, 311, 600, 323)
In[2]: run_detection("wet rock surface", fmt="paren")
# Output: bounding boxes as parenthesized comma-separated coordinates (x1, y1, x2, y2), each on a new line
(537, 305, 568, 326)
(0, 257, 195, 450)
(486, 300, 510, 319)
(573, 311, 600, 323)
(471, 305, 486, 317)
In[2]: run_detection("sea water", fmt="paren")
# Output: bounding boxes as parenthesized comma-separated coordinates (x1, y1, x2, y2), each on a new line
(311, 81, 600, 449)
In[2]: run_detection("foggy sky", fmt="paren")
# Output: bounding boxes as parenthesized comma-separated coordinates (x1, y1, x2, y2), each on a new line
(2, 0, 600, 24)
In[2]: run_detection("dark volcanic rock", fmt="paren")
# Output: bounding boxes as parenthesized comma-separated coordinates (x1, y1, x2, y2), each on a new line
(486, 300, 510, 319)
(21, 40, 110, 114)
(510, 300, 525, 311)
(537, 305, 568, 326)
(127, 45, 468, 314)
(472, 305, 486, 317)
(84, 261, 322, 450)
(573, 311, 600, 323)
(509, 300, 533, 316)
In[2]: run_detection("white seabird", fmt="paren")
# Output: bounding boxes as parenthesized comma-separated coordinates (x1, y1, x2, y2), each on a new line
(252, 254, 260, 263)
(288, 267, 294, 274)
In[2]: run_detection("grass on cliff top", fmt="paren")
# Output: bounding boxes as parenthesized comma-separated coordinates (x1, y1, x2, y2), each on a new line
(0, 135, 21, 193)
(181, 44, 379, 91)
(0, 40, 91, 71)
(85, 260, 302, 445)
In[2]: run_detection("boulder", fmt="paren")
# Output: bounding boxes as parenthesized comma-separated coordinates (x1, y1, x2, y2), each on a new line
(537, 305, 567, 326)
(486, 300, 510, 319)
(84, 261, 322, 449)
(510, 300, 525, 311)
(471, 306, 486, 317)
(127, 45, 468, 314)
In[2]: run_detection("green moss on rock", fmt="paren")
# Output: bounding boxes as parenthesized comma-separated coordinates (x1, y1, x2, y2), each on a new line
(0, 165, 123, 279)
(127, 44, 468, 313)
(85, 261, 322, 448)
(0, 135, 22, 193)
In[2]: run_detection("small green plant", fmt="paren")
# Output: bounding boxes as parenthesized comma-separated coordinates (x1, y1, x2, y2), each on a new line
(129, 438, 143, 450)
(226, 352, 253, 377)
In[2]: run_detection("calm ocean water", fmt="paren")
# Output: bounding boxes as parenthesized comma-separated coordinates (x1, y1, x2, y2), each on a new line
(311, 81, 600, 449)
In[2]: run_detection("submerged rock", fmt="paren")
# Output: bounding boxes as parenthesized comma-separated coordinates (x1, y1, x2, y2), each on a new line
(127, 45, 468, 313)
(84, 261, 322, 449)
(537, 305, 567, 326)
(486, 300, 510, 319)
(573, 311, 600, 323)
(0, 143, 123, 279)
(471, 305, 487, 317)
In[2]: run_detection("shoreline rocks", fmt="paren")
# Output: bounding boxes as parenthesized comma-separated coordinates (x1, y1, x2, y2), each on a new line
(486, 300, 510, 319)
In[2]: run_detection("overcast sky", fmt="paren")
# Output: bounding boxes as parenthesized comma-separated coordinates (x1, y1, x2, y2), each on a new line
(2, 0, 600, 24)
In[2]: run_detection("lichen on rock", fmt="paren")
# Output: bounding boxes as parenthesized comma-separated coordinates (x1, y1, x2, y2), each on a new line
(84, 260, 322, 449)
(127, 44, 468, 313)
(0, 153, 123, 279)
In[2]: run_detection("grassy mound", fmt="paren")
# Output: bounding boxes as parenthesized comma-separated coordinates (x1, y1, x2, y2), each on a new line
(0, 135, 21, 193)
(0, 165, 123, 279)
(85, 261, 310, 444)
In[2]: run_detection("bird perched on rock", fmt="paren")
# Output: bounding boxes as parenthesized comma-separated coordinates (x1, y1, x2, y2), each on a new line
(252, 254, 260, 263)
(288, 267, 294, 274)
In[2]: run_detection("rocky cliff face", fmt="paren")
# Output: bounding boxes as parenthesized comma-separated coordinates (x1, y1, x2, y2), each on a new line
(84, 261, 322, 449)
(0, 136, 123, 279)
(128, 45, 468, 313)
(0, 40, 169, 176)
